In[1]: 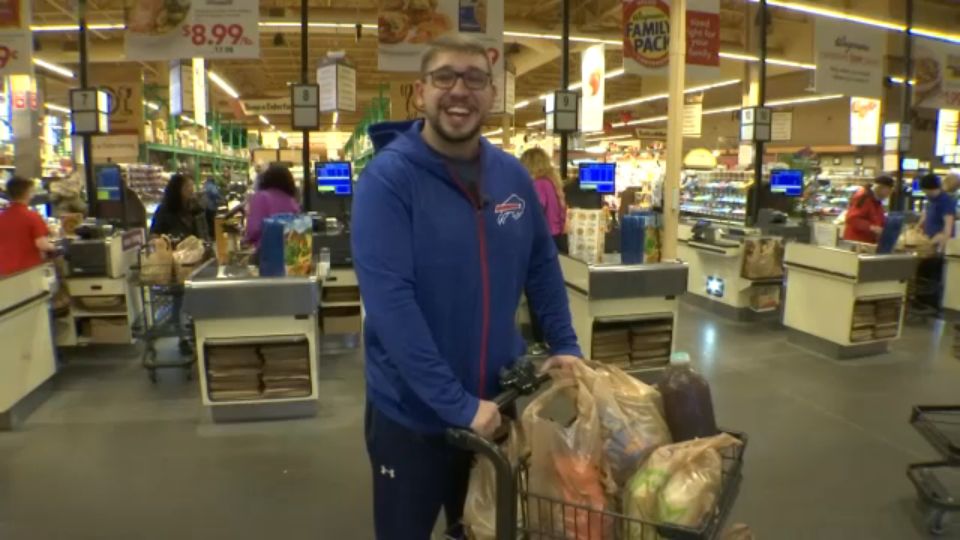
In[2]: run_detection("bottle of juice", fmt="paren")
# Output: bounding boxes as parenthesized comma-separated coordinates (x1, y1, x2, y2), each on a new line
(658, 352, 718, 441)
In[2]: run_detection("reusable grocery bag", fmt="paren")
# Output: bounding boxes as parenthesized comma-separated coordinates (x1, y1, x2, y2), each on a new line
(623, 433, 742, 540)
(463, 422, 524, 540)
(140, 236, 174, 285)
(522, 366, 611, 540)
(590, 363, 672, 486)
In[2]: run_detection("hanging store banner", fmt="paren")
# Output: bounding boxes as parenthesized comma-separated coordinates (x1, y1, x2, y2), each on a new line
(814, 18, 884, 99)
(622, 0, 719, 79)
(914, 41, 960, 109)
(169, 60, 194, 116)
(682, 92, 703, 137)
(317, 59, 358, 113)
(0, 0, 31, 76)
(377, 0, 504, 102)
(581, 44, 606, 133)
(125, 0, 259, 61)
(90, 66, 145, 136)
(771, 111, 792, 142)
(192, 58, 207, 127)
(850, 97, 881, 146)
(936, 109, 960, 157)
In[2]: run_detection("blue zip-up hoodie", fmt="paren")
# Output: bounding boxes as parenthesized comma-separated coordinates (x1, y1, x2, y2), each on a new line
(352, 120, 582, 434)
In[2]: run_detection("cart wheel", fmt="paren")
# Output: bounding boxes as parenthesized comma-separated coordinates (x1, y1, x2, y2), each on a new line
(927, 509, 948, 536)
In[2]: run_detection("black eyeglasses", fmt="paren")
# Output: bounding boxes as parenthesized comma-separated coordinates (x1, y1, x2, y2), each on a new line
(426, 67, 492, 90)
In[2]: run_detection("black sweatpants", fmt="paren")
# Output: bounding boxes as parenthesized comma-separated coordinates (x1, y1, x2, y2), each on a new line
(365, 404, 473, 540)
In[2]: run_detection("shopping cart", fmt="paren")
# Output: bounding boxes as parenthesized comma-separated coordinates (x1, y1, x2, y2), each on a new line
(447, 361, 747, 540)
(132, 251, 196, 383)
(908, 406, 960, 535)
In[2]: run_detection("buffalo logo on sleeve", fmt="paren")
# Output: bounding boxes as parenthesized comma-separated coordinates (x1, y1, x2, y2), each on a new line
(494, 194, 526, 226)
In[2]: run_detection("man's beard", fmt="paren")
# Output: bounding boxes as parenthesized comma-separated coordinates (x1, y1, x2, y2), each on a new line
(425, 106, 486, 144)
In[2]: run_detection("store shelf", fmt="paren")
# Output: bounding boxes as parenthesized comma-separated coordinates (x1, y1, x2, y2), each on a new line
(142, 143, 248, 165)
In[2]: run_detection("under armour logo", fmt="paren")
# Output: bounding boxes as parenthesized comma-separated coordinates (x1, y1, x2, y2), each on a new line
(380, 465, 395, 479)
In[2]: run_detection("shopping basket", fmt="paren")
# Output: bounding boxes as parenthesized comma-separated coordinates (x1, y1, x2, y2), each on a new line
(447, 361, 747, 540)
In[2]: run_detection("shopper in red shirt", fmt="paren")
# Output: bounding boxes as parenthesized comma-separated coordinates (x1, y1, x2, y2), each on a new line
(843, 176, 894, 244)
(0, 176, 56, 275)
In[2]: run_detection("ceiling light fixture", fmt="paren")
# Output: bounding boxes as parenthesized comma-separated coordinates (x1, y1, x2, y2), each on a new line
(33, 58, 74, 78)
(30, 23, 125, 32)
(483, 128, 504, 137)
(718, 51, 816, 70)
(527, 119, 546, 128)
(259, 115, 271, 126)
(143, 101, 161, 111)
(208, 71, 240, 99)
(604, 78, 740, 111)
(44, 103, 71, 114)
(332, 111, 339, 127)
(503, 30, 620, 46)
(612, 94, 843, 128)
(889, 76, 916, 85)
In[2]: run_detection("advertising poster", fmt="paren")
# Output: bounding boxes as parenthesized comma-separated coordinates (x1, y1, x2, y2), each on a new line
(125, 0, 259, 61)
(814, 18, 884, 99)
(914, 40, 960, 109)
(622, 0, 719, 79)
(90, 66, 145, 135)
(580, 44, 605, 133)
(0, 0, 31, 76)
(850, 97, 881, 146)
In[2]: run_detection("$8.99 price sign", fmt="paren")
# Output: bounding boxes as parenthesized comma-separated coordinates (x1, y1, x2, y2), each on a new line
(181, 23, 253, 54)
(125, 0, 259, 61)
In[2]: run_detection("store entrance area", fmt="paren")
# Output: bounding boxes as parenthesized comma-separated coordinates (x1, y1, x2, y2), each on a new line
(0, 304, 954, 540)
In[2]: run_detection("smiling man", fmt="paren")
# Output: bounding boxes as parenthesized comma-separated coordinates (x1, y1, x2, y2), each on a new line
(351, 36, 582, 539)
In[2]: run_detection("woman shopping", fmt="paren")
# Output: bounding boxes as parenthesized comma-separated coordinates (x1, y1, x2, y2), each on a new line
(520, 147, 568, 356)
(150, 173, 209, 241)
(244, 164, 301, 248)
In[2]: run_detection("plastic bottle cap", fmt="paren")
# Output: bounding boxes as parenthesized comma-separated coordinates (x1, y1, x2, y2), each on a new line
(670, 351, 691, 365)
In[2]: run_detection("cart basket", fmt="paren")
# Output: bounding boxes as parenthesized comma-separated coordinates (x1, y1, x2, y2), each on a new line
(447, 360, 747, 540)
(910, 405, 960, 462)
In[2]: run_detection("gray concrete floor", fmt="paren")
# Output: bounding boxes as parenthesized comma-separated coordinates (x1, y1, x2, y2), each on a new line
(1, 303, 959, 539)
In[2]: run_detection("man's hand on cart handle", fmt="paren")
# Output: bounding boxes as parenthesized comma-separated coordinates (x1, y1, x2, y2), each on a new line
(470, 399, 502, 439)
(540, 354, 583, 376)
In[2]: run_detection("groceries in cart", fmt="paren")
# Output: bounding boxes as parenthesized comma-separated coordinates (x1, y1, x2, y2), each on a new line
(258, 214, 315, 277)
(140, 235, 175, 285)
(173, 235, 206, 283)
(462, 353, 742, 540)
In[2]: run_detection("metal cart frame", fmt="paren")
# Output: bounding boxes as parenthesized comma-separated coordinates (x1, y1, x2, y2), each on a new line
(908, 405, 960, 535)
(447, 361, 747, 540)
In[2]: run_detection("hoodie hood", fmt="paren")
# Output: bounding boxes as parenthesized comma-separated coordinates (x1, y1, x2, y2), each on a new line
(368, 119, 498, 183)
(368, 120, 416, 152)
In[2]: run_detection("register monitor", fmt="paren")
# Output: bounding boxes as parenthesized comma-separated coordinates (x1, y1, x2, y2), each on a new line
(316, 161, 353, 197)
(769, 169, 804, 197)
(578, 162, 616, 194)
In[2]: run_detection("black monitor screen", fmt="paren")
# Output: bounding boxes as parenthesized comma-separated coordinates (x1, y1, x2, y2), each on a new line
(579, 162, 616, 194)
(770, 169, 804, 197)
(316, 161, 353, 197)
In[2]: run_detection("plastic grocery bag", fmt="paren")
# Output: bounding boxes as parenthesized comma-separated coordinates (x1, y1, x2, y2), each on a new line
(463, 423, 524, 540)
(590, 363, 672, 486)
(284, 215, 314, 277)
(623, 433, 742, 540)
(173, 235, 205, 265)
(522, 366, 611, 540)
(140, 236, 174, 285)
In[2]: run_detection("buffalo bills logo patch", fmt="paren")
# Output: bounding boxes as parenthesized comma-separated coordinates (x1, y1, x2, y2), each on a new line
(495, 194, 526, 225)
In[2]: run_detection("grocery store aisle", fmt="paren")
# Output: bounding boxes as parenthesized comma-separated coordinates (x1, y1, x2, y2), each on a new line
(0, 304, 958, 540)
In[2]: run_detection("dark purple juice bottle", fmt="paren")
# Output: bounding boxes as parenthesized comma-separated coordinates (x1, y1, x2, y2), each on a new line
(658, 352, 718, 441)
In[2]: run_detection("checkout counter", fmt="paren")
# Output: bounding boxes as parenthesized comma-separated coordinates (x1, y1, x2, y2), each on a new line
(0, 264, 58, 430)
(942, 240, 960, 319)
(184, 259, 322, 422)
(559, 254, 688, 374)
(676, 221, 787, 320)
(783, 243, 918, 358)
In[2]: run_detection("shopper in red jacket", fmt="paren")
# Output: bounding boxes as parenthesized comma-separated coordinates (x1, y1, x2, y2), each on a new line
(843, 176, 894, 244)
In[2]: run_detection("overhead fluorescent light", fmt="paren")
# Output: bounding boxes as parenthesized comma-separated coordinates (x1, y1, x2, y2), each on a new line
(503, 30, 620, 46)
(44, 103, 71, 114)
(604, 79, 740, 112)
(526, 119, 546, 127)
(181, 115, 195, 124)
(585, 134, 635, 142)
(719, 51, 816, 70)
(33, 58, 74, 78)
(332, 111, 339, 127)
(259, 115, 271, 126)
(483, 128, 503, 137)
(31, 23, 126, 32)
(514, 100, 532, 110)
(143, 101, 161, 111)
(208, 71, 240, 99)
(612, 95, 843, 128)
(767, 94, 844, 107)
(259, 21, 379, 30)
(889, 76, 916, 85)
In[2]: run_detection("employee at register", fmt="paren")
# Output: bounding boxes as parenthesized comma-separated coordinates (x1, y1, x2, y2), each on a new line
(0, 177, 57, 276)
(842, 176, 894, 244)
(918, 173, 957, 251)
(243, 164, 301, 247)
